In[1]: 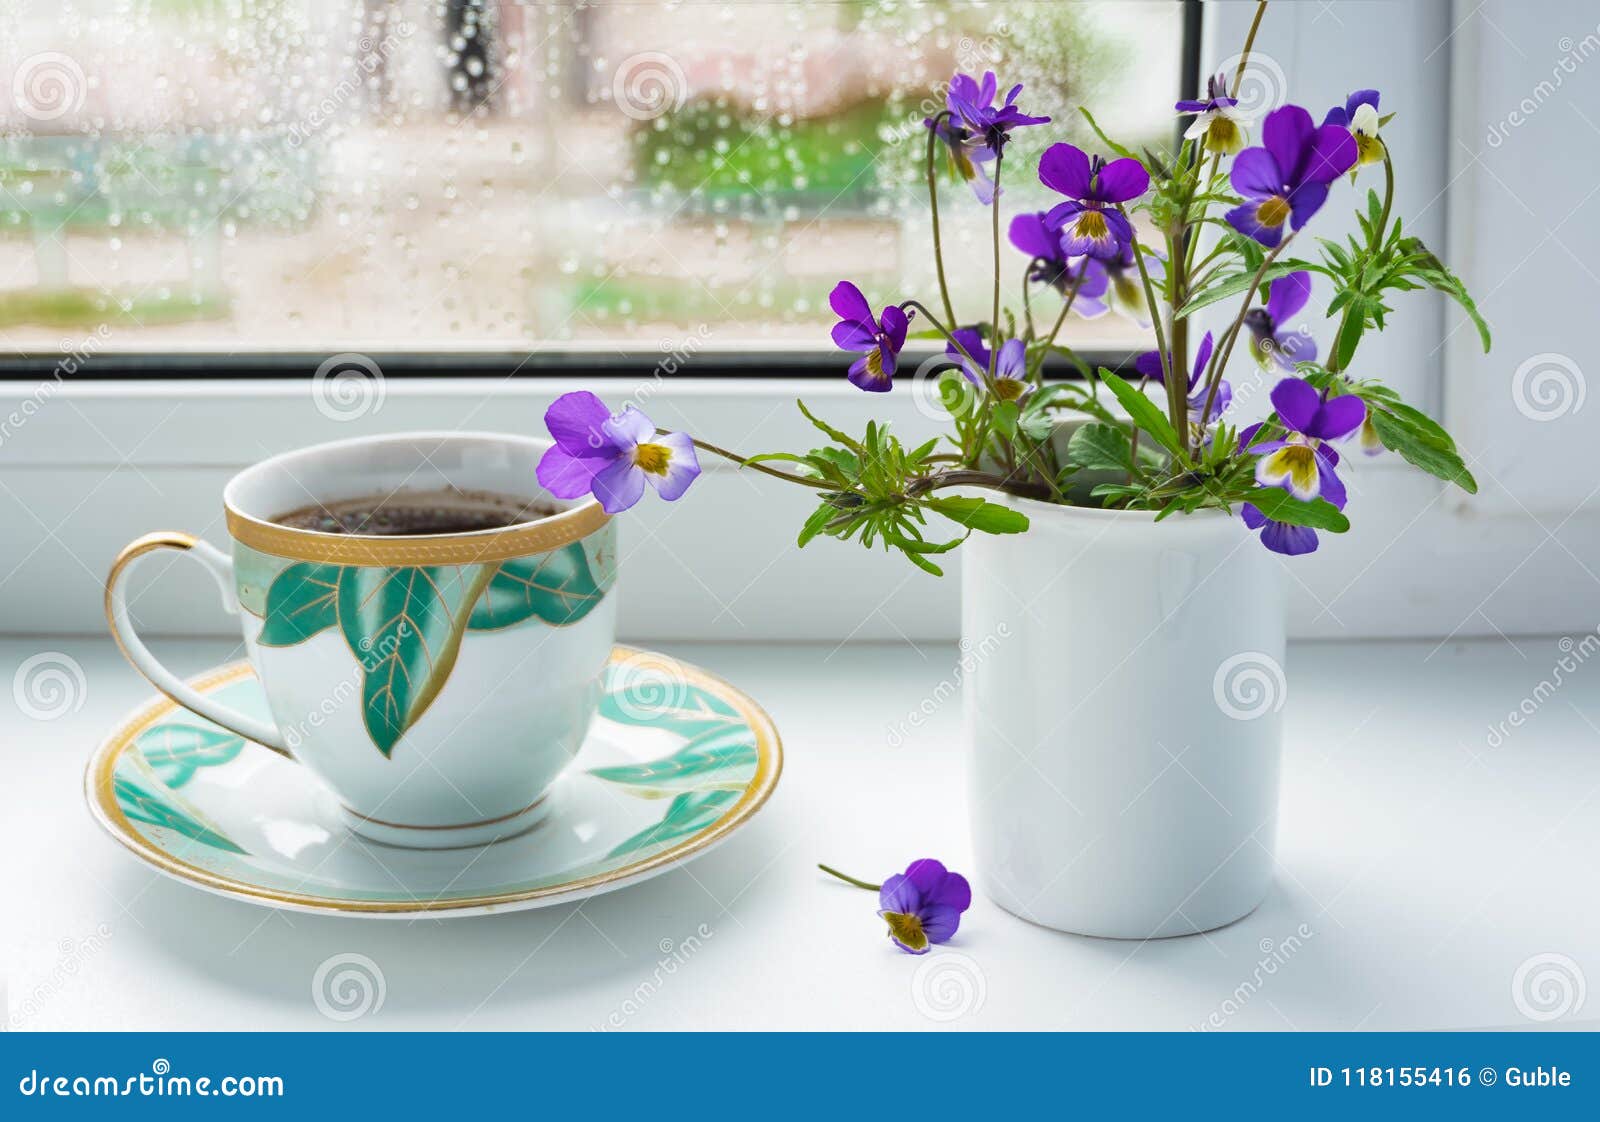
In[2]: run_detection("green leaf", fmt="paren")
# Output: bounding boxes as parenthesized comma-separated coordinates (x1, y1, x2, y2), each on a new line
(607, 789, 740, 859)
(797, 503, 835, 548)
(1332, 301, 1369, 370)
(1241, 488, 1351, 532)
(1176, 259, 1328, 318)
(468, 544, 606, 630)
(1066, 421, 1137, 472)
(926, 496, 1030, 535)
(135, 723, 245, 789)
(337, 566, 476, 757)
(257, 561, 341, 646)
(598, 672, 743, 740)
(115, 775, 246, 854)
(1077, 107, 1138, 160)
(796, 399, 863, 452)
(1098, 368, 1189, 465)
(1369, 408, 1479, 494)
(991, 399, 1020, 439)
(588, 724, 757, 798)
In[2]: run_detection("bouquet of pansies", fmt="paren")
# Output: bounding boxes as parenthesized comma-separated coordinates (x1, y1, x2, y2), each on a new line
(537, 3, 1488, 571)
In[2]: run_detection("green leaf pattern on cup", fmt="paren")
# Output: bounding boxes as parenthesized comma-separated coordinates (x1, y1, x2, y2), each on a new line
(253, 541, 610, 757)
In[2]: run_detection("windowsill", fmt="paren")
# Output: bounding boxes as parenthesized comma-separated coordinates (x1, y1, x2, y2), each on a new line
(12, 634, 1592, 1030)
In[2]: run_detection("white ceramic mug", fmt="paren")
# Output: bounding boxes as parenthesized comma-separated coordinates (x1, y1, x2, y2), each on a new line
(106, 431, 618, 849)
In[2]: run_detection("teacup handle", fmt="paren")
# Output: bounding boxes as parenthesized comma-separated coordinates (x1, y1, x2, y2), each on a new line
(106, 531, 291, 756)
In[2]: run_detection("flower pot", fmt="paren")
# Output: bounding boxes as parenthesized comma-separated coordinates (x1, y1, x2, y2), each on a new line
(962, 495, 1286, 939)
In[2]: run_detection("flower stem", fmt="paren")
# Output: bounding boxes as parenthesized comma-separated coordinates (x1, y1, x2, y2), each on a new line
(1029, 267, 1086, 381)
(1182, 0, 1268, 278)
(1194, 235, 1291, 424)
(988, 154, 1004, 383)
(677, 434, 832, 490)
(925, 112, 958, 328)
(1121, 212, 1180, 434)
(818, 863, 881, 892)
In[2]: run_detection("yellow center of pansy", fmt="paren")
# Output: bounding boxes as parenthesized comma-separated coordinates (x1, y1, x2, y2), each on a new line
(994, 377, 1027, 402)
(1257, 196, 1291, 228)
(1204, 116, 1243, 155)
(1074, 209, 1109, 242)
(882, 911, 929, 952)
(633, 442, 672, 476)
(1355, 132, 1385, 166)
(1264, 443, 1319, 495)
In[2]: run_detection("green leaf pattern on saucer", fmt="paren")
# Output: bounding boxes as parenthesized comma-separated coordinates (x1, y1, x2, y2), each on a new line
(94, 650, 776, 911)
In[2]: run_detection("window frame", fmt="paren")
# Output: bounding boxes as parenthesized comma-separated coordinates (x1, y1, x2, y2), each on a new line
(0, 2, 1204, 384)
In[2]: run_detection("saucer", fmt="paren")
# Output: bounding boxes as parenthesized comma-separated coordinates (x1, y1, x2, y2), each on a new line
(85, 647, 781, 917)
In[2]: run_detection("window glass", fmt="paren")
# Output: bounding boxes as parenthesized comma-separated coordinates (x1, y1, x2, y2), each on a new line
(1, 1, 1183, 355)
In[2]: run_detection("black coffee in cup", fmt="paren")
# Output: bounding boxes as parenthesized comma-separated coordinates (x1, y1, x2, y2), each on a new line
(272, 488, 556, 536)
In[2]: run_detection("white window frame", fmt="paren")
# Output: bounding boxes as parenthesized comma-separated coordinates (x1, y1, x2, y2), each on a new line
(0, 0, 1592, 642)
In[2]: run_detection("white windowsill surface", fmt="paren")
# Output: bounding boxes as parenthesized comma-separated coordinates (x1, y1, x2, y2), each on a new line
(8, 635, 1595, 1031)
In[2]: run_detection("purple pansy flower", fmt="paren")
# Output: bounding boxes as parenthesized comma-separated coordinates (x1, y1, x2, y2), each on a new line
(1177, 71, 1248, 155)
(1252, 377, 1366, 502)
(1324, 88, 1384, 171)
(1239, 422, 1349, 555)
(1039, 143, 1150, 260)
(947, 328, 1030, 401)
(537, 391, 700, 514)
(1009, 212, 1110, 316)
(924, 71, 1049, 204)
(945, 70, 1051, 154)
(1225, 105, 1358, 247)
(1244, 271, 1319, 371)
(1135, 330, 1229, 423)
(877, 859, 972, 954)
(830, 280, 910, 393)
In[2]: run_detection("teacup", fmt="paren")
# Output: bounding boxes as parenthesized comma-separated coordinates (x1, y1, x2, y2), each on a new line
(105, 431, 617, 849)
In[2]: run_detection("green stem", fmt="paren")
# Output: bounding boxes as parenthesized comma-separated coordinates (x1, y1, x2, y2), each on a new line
(681, 435, 832, 490)
(925, 112, 958, 328)
(1194, 235, 1291, 424)
(1327, 149, 1394, 376)
(818, 863, 881, 891)
(987, 155, 1003, 382)
(1182, 0, 1268, 278)
(1121, 211, 1179, 434)
(1028, 266, 1086, 380)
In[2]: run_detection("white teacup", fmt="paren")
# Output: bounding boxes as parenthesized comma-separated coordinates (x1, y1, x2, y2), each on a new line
(106, 432, 617, 849)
